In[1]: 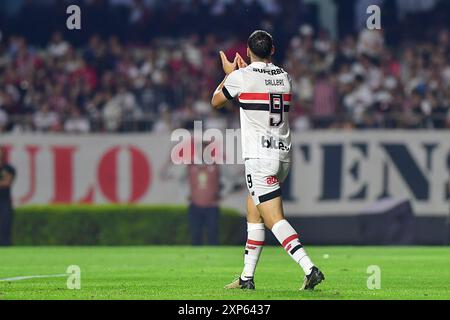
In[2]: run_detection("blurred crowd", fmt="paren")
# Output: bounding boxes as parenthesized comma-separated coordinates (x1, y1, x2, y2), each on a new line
(0, 32, 243, 134)
(0, 0, 449, 133)
(287, 27, 450, 130)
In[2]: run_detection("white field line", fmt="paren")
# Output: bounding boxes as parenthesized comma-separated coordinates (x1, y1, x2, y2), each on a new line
(0, 274, 67, 282)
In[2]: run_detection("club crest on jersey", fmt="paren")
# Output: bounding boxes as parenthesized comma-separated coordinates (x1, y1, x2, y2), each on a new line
(261, 136, 290, 152)
(266, 176, 279, 186)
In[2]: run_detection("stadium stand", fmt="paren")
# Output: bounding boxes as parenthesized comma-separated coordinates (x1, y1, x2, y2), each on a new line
(0, 0, 449, 133)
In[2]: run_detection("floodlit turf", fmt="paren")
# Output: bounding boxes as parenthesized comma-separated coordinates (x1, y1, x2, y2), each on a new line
(0, 246, 449, 300)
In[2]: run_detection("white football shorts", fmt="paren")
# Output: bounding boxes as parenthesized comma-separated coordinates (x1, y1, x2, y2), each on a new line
(244, 158, 290, 206)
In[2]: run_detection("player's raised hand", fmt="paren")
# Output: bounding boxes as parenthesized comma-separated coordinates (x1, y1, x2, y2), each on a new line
(219, 51, 237, 75)
(236, 53, 248, 69)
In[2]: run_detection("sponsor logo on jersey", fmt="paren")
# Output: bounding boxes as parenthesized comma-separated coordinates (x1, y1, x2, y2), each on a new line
(261, 136, 291, 152)
(252, 68, 285, 76)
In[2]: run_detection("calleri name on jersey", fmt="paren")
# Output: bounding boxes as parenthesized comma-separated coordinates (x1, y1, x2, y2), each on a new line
(222, 61, 292, 162)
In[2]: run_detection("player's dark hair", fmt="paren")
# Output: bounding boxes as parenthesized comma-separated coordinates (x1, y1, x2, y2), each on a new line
(247, 30, 274, 59)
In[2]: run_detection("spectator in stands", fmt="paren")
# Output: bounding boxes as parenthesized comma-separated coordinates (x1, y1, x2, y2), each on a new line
(64, 107, 90, 134)
(152, 106, 173, 134)
(48, 31, 69, 58)
(357, 29, 384, 64)
(343, 75, 374, 127)
(102, 90, 122, 132)
(33, 104, 60, 132)
(312, 72, 338, 128)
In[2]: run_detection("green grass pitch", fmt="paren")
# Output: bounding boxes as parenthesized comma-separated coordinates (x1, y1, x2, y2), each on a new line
(0, 246, 449, 300)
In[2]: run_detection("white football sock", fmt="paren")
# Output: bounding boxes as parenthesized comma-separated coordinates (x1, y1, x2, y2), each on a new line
(271, 219, 315, 275)
(241, 223, 265, 280)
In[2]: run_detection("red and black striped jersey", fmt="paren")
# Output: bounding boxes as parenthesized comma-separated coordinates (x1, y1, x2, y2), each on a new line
(223, 62, 292, 162)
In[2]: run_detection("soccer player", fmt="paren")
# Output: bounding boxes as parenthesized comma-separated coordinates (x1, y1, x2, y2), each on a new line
(211, 30, 324, 290)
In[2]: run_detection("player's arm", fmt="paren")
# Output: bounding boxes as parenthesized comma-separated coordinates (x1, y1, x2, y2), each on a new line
(211, 51, 243, 109)
(211, 76, 230, 109)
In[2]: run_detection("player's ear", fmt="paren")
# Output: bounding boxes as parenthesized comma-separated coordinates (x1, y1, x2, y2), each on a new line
(271, 46, 275, 56)
(247, 47, 251, 59)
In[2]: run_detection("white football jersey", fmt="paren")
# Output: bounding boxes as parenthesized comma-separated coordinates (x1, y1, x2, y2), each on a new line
(223, 61, 292, 162)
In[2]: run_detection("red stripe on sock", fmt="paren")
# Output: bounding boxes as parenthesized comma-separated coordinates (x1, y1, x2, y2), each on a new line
(282, 234, 299, 248)
(247, 239, 265, 246)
